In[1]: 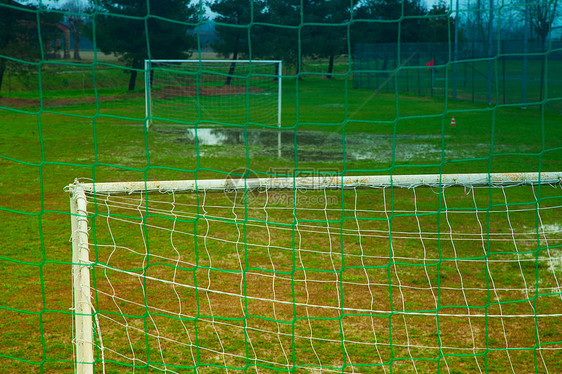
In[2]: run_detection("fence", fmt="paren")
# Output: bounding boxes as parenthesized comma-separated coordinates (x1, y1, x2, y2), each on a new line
(353, 40, 562, 109)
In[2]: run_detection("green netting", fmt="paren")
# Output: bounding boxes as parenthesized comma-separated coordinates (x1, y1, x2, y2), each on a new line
(1, 0, 562, 372)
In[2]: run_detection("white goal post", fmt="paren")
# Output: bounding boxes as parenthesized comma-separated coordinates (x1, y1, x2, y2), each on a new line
(67, 172, 562, 373)
(144, 59, 282, 129)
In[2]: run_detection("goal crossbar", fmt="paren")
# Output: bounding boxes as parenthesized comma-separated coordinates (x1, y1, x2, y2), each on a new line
(66, 172, 562, 195)
(145, 59, 283, 64)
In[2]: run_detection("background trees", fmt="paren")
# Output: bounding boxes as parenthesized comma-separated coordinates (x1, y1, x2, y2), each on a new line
(210, 0, 357, 76)
(260, 0, 310, 73)
(209, 0, 457, 76)
(90, 0, 202, 90)
(0, 0, 61, 92)
(352, 0, 431, 43)
(209, 0, 268, 84)
(3, 0, 559, 100)
(427, 1, 456, 43)
(62, 0, 88, 60)
(528, 0, 560, 48)
(526, 0, 559, 101)
(210, 0, 267, 61)
(303, 0, 357, 77)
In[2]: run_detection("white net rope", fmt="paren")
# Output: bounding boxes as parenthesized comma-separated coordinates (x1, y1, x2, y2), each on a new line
(147, 60, 281, 127)
(77, 181, 562, 372)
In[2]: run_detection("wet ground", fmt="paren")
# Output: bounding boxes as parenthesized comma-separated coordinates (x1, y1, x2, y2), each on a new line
(150, 126, 521, 164)
(177, 127, 449, 162)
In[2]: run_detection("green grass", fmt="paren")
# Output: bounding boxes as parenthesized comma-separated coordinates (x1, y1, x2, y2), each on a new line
(0, 60, 561, 373)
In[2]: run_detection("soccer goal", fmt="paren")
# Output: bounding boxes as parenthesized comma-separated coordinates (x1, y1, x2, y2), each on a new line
(144, 59, 282, 128)
(67, 172, 562, 373)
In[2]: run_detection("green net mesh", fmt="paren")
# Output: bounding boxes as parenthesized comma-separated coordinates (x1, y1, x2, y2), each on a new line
(1, 0, 562, 372)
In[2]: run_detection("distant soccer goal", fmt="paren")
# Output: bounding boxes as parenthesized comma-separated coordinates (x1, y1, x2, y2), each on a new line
(145, 59, 282, 128)
(67, 172, 562, 373)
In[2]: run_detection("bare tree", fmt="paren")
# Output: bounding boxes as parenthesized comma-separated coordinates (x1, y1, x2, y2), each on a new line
(526, 0, 559, 102)
(463, 0, 494, 104)
(487, 0, 494, 105)
(0, 1, 61, 91)
(528, 0, 559, 46)
(63, 0, 88, 60)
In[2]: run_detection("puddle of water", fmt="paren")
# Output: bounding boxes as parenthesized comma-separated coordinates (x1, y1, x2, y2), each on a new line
(540, 224, 562, 235)
(182, 128, 452, 161)
(521, 223, 562, 273)
(321, 103, 346, 108)
(186, 128, 230, 145)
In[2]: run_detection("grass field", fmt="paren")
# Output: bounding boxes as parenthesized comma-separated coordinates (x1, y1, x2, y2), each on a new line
(0, 58, 561, 373)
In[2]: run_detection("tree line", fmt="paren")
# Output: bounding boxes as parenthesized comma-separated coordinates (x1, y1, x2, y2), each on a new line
(0, 0, 559, 92)
(91, 0, 457, 88)
(0, 0, 61, 92)
(211, 0, 455, 76)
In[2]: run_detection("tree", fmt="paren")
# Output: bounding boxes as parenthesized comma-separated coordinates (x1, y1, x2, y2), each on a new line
(210, 0, 267, 60)
(304, 0, 358, 78)
(526, 0, 559, 102)
(63, 0, 88, 60)
(461, 0, 494, 104)
(427, 1, 455, 43)
(487, 0, 493, 105)
(352, 0, 429, 75)
(0, 0, 61, 92)
(90, 0, 201, 91)
(214, 0, 353, 76)
(209, 0, 268, 84)
(426, 1, 457, 96)
(528, 0, 559, 47)
(353, 0, 429, 43)
(260, 0, 313, 74)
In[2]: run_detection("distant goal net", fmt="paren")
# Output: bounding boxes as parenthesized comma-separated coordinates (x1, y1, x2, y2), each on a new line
(145, 59, 282, 128)
(67, 172, 562, 373)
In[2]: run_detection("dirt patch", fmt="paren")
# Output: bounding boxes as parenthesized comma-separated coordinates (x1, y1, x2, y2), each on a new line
(0, 97, 41, 108)
(0, 94, 142, 108)
(154, 85, 264, 99)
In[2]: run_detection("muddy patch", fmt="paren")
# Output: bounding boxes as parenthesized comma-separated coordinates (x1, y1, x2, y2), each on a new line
(153, 85, 264, 100)
(0, 94, 142, 108)
(173, 128, 449, 162)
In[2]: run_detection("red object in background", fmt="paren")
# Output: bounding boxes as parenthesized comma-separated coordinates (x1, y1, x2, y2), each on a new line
(426, 59, 434, 69)
(450, 117, 456, 126)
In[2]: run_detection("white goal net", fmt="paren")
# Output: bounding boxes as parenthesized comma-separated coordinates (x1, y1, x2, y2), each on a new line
(68, 172, 562, 373)
(145, 59, 282, 128)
